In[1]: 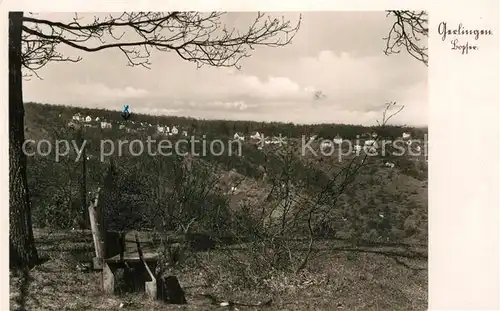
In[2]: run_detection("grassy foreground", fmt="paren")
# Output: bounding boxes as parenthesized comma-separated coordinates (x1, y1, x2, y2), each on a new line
(10, 229, 427, 311)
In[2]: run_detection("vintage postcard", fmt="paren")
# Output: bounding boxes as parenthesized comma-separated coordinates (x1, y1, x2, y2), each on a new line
(2, 1, 499, 310)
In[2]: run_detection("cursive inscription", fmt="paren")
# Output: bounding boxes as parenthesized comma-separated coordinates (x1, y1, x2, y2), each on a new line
(437, 22, 493, 55)
(450, 39, 478, 54)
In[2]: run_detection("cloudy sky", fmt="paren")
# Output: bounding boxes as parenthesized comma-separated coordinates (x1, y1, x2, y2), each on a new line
(23, 12, 427, 126)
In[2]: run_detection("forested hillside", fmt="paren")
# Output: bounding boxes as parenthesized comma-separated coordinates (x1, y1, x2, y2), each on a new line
(24, 102, 428, 246)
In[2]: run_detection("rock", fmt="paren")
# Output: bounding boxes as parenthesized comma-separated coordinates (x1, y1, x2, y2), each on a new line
(157, 275, 187, 304)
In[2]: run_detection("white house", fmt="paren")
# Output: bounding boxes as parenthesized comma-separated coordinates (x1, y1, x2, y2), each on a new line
(402, 132, 411, 139)
(250, 131, 261, 140)
(182, 130, 188, 136)
(157, 126, 165, 133)
(95, 117, 100, 122)
(233, 133, 244, 141)
(72, 114, 81, 121)
(333, 135, 343, 145)
(171, 126, 179, 135)
(100, 121, 112, 129)
(85, 116, 92, 122)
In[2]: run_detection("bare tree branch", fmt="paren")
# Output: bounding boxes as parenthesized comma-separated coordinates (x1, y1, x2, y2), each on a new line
(20, 12, 301, 78)
(384, 11, 428, 66)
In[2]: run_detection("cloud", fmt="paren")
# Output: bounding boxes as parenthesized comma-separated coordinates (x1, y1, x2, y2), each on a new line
(185, 50, 426, 126)
(202, 101, 250, 111)
(238, 76, 304, 100)
(72, 83, 149, 99)
(23, 12, 427, 127)
(163, 70, 316, 104)
(132, 107, 182, 116)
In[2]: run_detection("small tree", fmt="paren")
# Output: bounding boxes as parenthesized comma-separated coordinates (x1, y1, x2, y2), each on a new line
(246, 103, 405, 273)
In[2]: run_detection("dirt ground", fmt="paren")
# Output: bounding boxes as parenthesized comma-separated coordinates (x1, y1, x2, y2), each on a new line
(10, 229, 427, 311)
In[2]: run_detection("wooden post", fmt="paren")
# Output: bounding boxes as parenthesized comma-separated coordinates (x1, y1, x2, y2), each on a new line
(102, 262, 114, 294)
(97, 186, 107, 258)
(77, 128, 88, 229)
(88, 188, 103, 269)
(135, 232, 157, 299)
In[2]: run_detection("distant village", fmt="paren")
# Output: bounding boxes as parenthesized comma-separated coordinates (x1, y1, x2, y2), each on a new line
(65, 112, 292, 147)
(66, 112, 186, 136)
(65, 112, 420, 160)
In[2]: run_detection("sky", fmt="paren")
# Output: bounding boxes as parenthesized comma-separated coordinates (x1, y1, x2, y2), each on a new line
(23, 12, 428, 126)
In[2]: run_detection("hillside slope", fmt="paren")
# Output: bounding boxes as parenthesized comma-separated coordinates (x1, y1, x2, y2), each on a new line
(23, 102, 427, 244)
(13, 102, 429, 310)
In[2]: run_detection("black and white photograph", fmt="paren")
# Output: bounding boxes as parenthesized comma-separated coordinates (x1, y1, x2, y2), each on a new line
(9, 9, 434, 311)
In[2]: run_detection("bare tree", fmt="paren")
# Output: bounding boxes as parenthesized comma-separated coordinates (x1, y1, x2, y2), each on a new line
(295, 103, 405, 272)
(9, 11, 301, 269)
(251, 103, 405, 273)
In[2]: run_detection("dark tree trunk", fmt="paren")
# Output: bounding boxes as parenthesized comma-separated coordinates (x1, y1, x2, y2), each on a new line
(9, 11, 39, 269)
(81, 145, 87, 228)
(77, 128, 88, 229)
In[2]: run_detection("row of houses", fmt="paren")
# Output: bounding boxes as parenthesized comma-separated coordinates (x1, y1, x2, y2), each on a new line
(349, 140, 421, 154)
(233, 130, 414, 148)
(68, 113, 415, 141)
(233, 131, 286, 141)
(68, 113, 189, 135)
(72, 113, 100, 123)
(156, 125, 189, 136)
(233, 131, 289, 145)
(67, 119, 112, 130)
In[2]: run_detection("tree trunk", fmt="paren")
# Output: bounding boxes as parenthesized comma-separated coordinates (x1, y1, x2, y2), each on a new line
(77, 128, 88, 229)
(9, 11, 39, 269)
